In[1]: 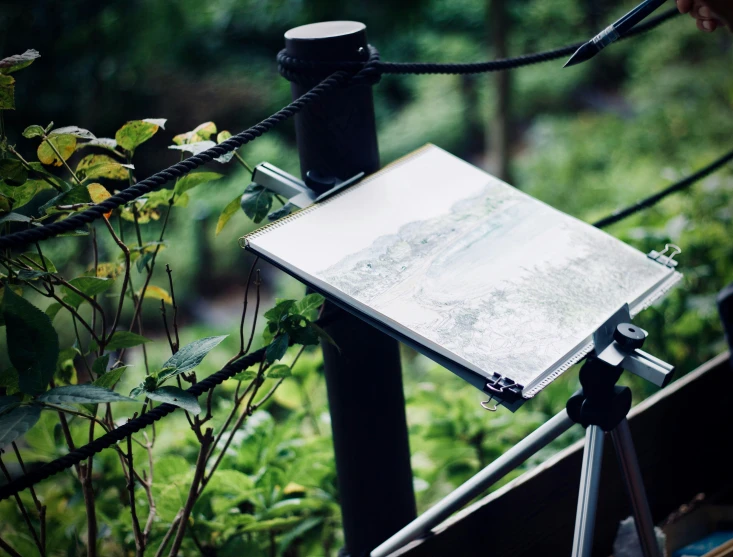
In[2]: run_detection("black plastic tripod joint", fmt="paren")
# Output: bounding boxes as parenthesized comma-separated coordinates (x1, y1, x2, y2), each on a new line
(567, 323, 645, 432)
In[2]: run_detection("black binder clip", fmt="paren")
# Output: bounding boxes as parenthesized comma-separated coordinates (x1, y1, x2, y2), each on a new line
(245, 163, 365, 221)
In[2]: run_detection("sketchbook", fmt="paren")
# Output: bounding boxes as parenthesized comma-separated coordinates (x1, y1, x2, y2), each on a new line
(243, 145, 682, 408)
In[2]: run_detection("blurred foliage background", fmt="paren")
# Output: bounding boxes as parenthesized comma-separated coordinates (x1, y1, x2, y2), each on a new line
(1, 0, 732, 555)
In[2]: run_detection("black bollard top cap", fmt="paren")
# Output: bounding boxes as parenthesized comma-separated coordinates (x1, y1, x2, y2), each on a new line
(614, 323, 646, 351)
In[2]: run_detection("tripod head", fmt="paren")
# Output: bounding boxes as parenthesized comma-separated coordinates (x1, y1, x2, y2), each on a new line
(567, 304, 674, 431)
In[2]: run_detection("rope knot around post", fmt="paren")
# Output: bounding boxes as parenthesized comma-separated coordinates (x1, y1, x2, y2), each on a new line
(277, 44, 383, 86)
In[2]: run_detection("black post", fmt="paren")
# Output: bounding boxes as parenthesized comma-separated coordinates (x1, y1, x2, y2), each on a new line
(283, 22, 417, 556)
(718, 282, 733, 355)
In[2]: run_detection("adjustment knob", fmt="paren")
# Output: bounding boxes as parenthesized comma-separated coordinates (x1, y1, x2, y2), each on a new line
(614, 323, 645, 350)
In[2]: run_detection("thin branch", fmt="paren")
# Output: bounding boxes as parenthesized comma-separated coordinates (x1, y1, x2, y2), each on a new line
(126, 434, 144, 557)
(160, 300, 175, 354)
(0, 535, 23, 557)
(167, 430, 214, 557)
(154, 515, 180, 557)
(102, 217, 131, 345)
(43, 135, 82, 185)
(0, 456, 44, 556)
(165, 264, 179, 352)
(8, 146, 63, 192)
(11, 443, 45, 551)
(238, 258, 259, 356)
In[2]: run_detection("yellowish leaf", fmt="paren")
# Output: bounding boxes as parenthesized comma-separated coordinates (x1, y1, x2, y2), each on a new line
(95, 262, 123, 279)
(141, 285, 173, 305)
(37, 135, 77, 166)
(86, 183, 112, 218)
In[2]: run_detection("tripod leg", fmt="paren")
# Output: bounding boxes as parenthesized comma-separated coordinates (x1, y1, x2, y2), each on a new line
(572, 425, 605, 557)
(371, 409, 575, 557)
(610, 419, 661, 557)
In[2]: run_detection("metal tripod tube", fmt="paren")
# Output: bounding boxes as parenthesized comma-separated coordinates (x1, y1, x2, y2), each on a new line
(371, 410, 575, 557)
(610, 419, 661, 557)
(572, 425, 605, 557)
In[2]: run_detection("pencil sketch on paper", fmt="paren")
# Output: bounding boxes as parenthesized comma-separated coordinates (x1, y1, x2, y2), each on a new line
(317, 180, 670, 387)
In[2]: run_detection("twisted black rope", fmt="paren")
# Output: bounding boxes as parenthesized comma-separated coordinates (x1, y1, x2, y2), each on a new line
(0, 70, 355, 250)
(278, 7, 680, 81)
(594, 148, 733, 229)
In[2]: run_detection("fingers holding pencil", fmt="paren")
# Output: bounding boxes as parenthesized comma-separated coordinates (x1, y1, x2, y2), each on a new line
(677, 0, 733, 32)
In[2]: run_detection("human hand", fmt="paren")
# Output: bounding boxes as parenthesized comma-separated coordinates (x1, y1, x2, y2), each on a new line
(677, 0, 733, 32)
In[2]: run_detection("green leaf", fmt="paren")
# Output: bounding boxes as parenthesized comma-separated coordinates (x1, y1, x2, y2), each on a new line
(76, 154, 131, 181)
(286, 317, 319, 346)
(40, 184, 91, 214)
(157, 335, 227, 383)
(136, 252, 153, 272)
(262, 321, 279, 343)
(294, 293, 325, 321)
(115, 120, 161, 152)
(266, 364, 291, 379)
(0, 212, 31, 224)
(216, 194, 242, 236)
(174, 171, 222, 196)
(22, 125, 46, 138)
(232, 369, 258, 382)
(311, 323, 340, 351)
(0, 158, 28, 186)
(0, 179, 51, 209)
(2, 287, 59, 395)
(145, 386, 201, 414)
(92, 355, 109, 376)
(49, 126, 95, 140)
(0, 74, 15, 110)
(62, 276, 113, 309)
(0, 405, 41, 449)
(241, 183, 273, 224)
(241, 516, 303, 533)
(264, 299, 296, 323)
(0, 191, 13, 213)
(0, 49, 40, 74)
(173, 122, 217, 145)
(16, 269, 49, 281)
(22, 252, 57, 273)
(105, 331, 151, 350)
(45, 303, 62, 322)
(0, 395, 21, 416)
(0, 368, 19, 395)
(38, 384, 134, 404)
(27, 162, 72, 191)
(93, 366, 128, 390)
(37, 135, 77, 166)
(266, 333, 289, 363)
(151, 471, 192, 522)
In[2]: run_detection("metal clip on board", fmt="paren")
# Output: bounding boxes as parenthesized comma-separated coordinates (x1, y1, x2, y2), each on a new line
(243, 162, 365, 221)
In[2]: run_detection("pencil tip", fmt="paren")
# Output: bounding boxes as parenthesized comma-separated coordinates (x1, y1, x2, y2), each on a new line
(563, 42, 594, 68)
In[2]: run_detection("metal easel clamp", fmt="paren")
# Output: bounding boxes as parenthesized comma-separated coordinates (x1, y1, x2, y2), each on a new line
(592, 304, 674, 388)
(246, 162, 365, 221)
